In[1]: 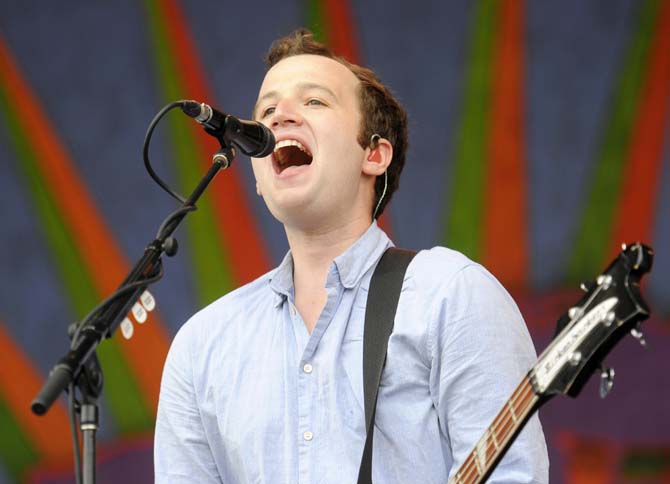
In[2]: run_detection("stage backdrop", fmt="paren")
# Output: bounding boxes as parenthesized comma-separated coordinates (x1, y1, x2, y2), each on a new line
(0, 1, 668, 482)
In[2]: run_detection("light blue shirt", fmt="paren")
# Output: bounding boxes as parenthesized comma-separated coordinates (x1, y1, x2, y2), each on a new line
(154, 222, 548, 483)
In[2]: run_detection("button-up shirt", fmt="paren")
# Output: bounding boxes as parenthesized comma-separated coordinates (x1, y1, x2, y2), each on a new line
(154, 222, 548, 483)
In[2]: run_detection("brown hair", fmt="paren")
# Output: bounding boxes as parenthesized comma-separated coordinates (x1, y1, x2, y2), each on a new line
(264, 29, 408, 219)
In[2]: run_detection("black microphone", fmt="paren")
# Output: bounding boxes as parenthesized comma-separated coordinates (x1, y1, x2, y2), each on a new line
(181, 100, 275, 157)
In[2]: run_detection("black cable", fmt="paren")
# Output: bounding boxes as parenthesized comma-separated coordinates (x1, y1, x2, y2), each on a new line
(143, 100, 189, 204)
(68, 382, 83, 484)
(71, 99, 204, 350)
(70, 266, 165, 349)
(156, 205, 197, 240)
(38, 100, 217, 484)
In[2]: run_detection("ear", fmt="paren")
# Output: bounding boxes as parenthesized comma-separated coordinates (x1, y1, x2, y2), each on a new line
(362, 137, 393, 176)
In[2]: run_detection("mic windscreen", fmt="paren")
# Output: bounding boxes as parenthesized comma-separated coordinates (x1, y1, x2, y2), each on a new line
(229, 118, 275, 157)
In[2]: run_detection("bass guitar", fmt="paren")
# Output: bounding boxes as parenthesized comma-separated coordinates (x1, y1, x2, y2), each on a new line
(449, 242, 654, 484)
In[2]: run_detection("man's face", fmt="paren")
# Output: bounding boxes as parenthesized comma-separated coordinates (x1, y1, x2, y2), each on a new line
(251, 54, 372, 229)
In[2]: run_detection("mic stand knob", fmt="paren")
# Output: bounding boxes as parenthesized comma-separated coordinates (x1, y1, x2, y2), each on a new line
(162, 237, 179, 257)
(212, 146, 235, 169)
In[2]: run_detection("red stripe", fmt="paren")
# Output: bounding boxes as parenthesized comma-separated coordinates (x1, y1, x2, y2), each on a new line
(321, 0, 394, 235)
(323, 0, 361, 63)
(609, 0, 670, 257)
(558, 433, 619, 484)
(0, 324, 71, 463)
(160, 0, 272, 284)
(0, 37, 170, 411)
(483, 0, 527, 288)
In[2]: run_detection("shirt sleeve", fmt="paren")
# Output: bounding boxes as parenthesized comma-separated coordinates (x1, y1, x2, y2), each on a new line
(154, 322, 222, 483)
(430, 264, 549, 483)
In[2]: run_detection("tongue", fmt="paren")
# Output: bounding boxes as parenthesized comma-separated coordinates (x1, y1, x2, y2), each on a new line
(280, 164, 310, 176)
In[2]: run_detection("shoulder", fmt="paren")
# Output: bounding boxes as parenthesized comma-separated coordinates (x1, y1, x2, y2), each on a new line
(195, 269, 274, 320)
(408, 246, 475, 277)
(406, 246, 496, 294)
(170, 269, 276, 351)
(404, 246, 525, 336)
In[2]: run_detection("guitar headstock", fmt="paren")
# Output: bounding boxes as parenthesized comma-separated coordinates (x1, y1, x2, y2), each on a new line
(531, 243, 653, 399)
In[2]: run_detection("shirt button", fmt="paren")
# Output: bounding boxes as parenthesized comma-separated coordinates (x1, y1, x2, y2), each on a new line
(290, 306, 296, 316)
(303, 431, 313, 441)
(303, 363, 313, 374)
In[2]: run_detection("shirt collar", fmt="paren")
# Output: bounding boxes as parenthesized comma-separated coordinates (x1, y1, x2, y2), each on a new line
(268, 221, 393, 304)
(269, 251, 294, 307)
(333, 221, 393, 289)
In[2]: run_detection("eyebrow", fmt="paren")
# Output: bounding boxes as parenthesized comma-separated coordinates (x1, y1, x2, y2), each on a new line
(253, 82, 339, 119)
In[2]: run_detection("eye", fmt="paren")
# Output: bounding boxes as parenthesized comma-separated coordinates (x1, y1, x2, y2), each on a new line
(306, 98, 326, 107)
(260, 106, 275, 118)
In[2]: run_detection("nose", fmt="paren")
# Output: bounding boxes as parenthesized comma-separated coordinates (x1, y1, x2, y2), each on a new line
(270, 100, 303, 129)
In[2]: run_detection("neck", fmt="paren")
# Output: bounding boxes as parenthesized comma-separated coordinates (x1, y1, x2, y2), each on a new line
(286, 215, 372, 283)
(284, 215, 372, 332)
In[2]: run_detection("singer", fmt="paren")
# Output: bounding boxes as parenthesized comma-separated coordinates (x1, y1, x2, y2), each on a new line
(154, 29, 548, 483)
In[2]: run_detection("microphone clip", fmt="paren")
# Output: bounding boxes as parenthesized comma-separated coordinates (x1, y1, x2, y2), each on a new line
(213, 146, 236, 169)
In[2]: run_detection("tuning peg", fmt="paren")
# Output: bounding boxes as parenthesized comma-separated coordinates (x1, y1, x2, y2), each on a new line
(568, 351, 582, 366)
(630, 325, 647, 348)
(579, 281, 595, 292)
(568, 306, 583, 319)
(596, 274, 613, 289)
(603, 311, 616, 327)
(599, 366, 615, 398)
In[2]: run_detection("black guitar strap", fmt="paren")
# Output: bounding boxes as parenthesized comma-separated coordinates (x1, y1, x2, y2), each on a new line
(356, 247, 417, 484)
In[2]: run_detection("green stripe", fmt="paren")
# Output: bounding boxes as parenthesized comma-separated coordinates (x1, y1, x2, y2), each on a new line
(567, 0, 660, 283)
(622, 449, 670, 476)
(0, 88, 153, 435)
(0, 396, 38, 482)
(442, 0, 498, 260)
(305, 0, 329, 44)
(144, 0, 235, 306)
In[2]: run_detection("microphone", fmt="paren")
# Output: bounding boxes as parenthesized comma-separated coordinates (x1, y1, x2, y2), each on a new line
(181, 100, 275, 157)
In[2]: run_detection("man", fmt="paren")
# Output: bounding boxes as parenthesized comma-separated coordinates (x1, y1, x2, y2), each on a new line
(155, 29, 548, 483)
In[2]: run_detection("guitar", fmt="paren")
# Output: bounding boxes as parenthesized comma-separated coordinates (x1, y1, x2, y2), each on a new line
(448, 242, 654, 484)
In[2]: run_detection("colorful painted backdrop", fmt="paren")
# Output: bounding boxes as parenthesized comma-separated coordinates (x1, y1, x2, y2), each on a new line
(0, 1, 668, 482)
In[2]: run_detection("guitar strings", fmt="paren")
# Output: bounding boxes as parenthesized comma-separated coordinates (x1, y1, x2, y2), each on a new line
(467, 383, 535, 481)
(451, 377, 537, 484)
(454, 380, 535, 484)
(458, 381, 535, 484)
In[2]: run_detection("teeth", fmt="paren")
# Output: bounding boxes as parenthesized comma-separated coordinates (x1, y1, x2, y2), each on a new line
(274, 139, 310, 154)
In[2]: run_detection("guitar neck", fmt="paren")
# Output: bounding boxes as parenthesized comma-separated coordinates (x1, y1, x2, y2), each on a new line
(448, 375, 541, 484)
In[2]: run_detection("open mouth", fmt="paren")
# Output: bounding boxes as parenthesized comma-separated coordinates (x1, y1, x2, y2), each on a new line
(273, 139, 313, 174)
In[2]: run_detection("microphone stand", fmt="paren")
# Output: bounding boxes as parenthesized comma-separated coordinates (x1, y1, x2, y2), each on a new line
(74, 338, 103, 484)
(31, 144, 236, 484)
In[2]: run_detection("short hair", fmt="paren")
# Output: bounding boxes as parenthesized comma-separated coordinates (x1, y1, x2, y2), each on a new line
(264, 29, 408, 219)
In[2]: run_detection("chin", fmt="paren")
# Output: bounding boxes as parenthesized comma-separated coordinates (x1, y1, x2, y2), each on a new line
(265, 183, 317, 210)
(264, 195, 312, 221)
(267, 201, 326, 230)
